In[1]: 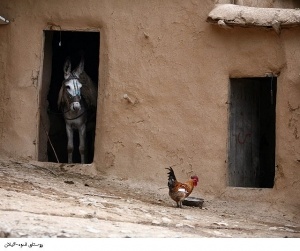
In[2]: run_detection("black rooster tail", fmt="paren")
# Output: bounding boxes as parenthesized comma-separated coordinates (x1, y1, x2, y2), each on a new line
(166, 167, 177, 189)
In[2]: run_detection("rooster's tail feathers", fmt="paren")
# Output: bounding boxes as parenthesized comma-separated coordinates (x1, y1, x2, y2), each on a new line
(166, 167, 177, 189)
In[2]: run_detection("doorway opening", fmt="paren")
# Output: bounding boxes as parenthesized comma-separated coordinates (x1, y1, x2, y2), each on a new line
(38, 30, 100, 164)
(228, 77, 277, 188)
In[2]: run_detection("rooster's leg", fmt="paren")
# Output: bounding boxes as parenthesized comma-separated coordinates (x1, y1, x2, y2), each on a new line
(177, 201, 182, 208)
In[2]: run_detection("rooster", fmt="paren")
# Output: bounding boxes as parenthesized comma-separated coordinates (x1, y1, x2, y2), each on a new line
(166, 167, 198, 208)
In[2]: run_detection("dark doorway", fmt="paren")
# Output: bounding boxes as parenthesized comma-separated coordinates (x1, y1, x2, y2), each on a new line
(41, 30, 99, 164)
(228, 77, 276, 188)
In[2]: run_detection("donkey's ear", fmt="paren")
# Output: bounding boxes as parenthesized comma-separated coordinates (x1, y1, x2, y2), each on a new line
(74, 57, 84, 77)
(63, 58, 71, 79)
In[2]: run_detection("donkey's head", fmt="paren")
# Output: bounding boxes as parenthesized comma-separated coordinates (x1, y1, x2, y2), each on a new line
(58, 58, 85, 111)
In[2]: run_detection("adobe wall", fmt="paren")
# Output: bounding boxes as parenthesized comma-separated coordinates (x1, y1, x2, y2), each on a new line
(0, 0, 299, 206)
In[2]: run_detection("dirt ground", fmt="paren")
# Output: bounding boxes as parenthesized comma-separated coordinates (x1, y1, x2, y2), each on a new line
(0, 158, 299, 238)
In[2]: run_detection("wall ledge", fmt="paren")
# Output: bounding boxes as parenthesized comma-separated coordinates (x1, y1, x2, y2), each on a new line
(207, 4, 300, 33)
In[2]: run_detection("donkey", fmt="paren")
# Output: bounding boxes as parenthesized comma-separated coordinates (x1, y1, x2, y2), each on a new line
(58, 57, 97, 164)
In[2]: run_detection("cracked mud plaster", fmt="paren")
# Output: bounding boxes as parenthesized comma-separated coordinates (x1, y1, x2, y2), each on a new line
(104, 152, 115, 168)
(288, 102, 300, 140)
(31, 70, 39, 89)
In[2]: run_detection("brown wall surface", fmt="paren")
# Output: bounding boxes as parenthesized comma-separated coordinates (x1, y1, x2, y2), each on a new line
(0, 0, 299, 206)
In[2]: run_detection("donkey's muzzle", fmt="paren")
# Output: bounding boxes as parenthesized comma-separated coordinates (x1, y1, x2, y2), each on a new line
(71, 102, 81, 111)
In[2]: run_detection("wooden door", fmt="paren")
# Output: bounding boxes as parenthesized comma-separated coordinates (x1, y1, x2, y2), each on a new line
(228, 79, 260, 187)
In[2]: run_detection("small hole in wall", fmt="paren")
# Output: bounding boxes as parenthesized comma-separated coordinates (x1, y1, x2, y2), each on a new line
(38, 30, 100, 164)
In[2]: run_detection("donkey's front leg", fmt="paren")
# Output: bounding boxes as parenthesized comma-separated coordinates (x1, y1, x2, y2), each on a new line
(79, 123, 86, 164)
(66, 124, 74, 163)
